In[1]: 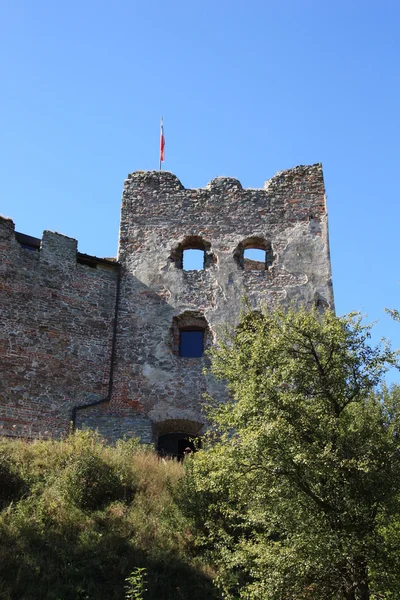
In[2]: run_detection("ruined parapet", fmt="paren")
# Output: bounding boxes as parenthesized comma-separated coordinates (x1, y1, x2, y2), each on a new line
(118, 163, 333, 307)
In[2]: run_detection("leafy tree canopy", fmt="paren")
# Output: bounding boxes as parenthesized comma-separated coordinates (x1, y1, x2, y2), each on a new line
(183, 308, 400, 600)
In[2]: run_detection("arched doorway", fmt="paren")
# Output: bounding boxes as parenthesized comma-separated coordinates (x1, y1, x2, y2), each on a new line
(157, 432, 200, 459)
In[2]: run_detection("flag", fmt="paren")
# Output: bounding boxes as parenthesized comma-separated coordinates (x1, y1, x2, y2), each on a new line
(160, 117, 165, 164)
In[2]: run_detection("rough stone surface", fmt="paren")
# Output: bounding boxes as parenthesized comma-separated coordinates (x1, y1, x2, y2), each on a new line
(0, 218, 118, 438)
(0, 164, 334, 444)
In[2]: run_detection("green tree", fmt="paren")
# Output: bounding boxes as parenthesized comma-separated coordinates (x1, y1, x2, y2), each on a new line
(183, 308, 400, 599)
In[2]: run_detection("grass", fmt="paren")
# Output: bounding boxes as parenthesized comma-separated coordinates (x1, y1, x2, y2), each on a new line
(0, 432, 217, 600)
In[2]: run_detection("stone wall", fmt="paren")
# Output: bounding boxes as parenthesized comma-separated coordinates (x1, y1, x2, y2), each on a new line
(77, 163, 333, 443)
(0, 216, 118, 438)
(1, 164, 334, 444)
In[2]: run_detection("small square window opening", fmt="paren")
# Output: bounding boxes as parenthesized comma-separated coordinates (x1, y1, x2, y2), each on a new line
(180, 330, 204, 357)
(183, 249, 205, 271)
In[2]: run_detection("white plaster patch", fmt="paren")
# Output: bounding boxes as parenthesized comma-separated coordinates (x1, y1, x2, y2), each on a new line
(142, 363, 174, 384)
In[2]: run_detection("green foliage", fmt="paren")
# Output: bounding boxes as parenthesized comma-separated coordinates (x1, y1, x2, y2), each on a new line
(183, 307, 400, 599)
(0, 432, 217, 600)
(125, 567, 147, 600)
(385, 308, 400, 323)
(0, 448, 27, 509)
(55, 431, 135, 510)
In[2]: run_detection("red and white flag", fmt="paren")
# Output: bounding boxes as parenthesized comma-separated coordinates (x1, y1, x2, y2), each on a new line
(160, 117, 165, 164)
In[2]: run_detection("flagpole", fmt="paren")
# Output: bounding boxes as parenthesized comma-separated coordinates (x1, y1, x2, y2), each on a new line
(159, 117, 163, 171)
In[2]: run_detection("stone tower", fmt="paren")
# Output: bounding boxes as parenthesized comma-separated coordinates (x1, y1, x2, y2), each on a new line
(75, 164, 333, 451)
(0, 164, 333, 451)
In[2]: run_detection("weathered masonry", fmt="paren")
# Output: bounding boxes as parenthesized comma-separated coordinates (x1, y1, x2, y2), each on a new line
(0, 164, 334, 451)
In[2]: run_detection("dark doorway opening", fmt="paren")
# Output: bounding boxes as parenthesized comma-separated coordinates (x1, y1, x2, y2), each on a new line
(158, 432, 200, 459)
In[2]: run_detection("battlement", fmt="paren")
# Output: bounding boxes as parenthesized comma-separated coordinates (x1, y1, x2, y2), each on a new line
(119, 163, 328, 268)
(120, 164, 326, 231)
(206, 177, 243, 192)
(123, 163, 323, 195)
(124, 170, 185, 192)
(264, 163, 323, 191)
(0, 216, 118, 270)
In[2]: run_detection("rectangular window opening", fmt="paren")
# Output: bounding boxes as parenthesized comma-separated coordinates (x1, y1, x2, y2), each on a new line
(179, 330, 204, 357)
(183, 249, 205, 271)
(243, 248, 266, 271)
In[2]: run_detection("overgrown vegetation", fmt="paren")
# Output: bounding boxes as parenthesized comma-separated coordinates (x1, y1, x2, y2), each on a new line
(0, 432, 216, 600)
(3, 309, 400, 599)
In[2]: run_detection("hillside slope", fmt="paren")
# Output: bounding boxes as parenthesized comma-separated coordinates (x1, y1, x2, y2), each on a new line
(0, 433, 216, 600)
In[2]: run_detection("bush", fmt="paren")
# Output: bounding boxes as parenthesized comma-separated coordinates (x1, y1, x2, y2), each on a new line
(56, 432, 137, 511)
(59, 451, 125, 510)
(0, 449, 27, 509)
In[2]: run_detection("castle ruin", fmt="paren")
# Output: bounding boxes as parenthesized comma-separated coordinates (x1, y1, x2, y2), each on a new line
(0, 164, 334, 454)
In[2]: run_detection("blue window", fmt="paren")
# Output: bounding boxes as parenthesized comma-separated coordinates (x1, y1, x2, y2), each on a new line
(180, 330, 204, 357)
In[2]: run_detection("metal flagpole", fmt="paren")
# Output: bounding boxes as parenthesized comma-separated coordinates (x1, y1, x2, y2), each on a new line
(159, 117, 163, 171)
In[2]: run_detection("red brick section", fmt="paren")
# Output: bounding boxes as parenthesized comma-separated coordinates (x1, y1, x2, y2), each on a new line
(0, 216, 118, 438)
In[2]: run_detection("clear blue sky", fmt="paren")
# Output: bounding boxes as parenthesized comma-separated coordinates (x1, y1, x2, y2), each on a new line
(1, 1, 400, 380)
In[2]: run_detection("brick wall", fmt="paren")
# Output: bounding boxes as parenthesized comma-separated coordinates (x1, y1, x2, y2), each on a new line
(0, 217, 118, 438)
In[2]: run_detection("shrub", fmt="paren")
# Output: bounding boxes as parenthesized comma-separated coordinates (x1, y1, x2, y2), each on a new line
(59, 451, 124, 510)
(0, 449, 27, 509)
(55, 431, 137, 511)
